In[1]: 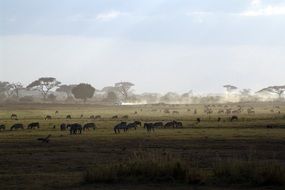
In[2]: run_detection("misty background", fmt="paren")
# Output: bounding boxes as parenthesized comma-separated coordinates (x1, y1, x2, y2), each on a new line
(1, 0, 285, 94)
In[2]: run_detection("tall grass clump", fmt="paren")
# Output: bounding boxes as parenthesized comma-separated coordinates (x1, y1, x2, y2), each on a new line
(213, 159, 285, 186)
(84, 151, 206, 184)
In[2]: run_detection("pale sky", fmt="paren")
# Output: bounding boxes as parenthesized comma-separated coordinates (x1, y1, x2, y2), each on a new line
(0, 0, 285, 94)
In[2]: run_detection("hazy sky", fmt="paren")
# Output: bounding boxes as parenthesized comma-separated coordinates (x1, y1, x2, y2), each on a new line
(1, 0, 285, 94)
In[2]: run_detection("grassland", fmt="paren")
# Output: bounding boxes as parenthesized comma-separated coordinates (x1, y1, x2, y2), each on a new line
(0, 102, 285, 190)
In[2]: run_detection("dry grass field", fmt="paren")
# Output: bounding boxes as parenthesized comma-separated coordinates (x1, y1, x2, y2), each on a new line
(0, 102, 285, 190)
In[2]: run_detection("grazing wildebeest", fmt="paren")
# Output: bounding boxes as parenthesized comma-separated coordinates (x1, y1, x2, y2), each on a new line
(230, 115, 238, 122)
(10, 123, 24, 130)
(45, 115, 52, 120)
(0, 124, 5, 131)
(153, 122, 163, 128)
(27, 122, 40, 129)
(134, 121, 142, 126)
(196, 118, 201, 124)
(134, 111, 138, 115)
(37, 135, 51, 143)
(266, 125, 273, 129)
(112, 115, 118, 119)
(60, 123, 66, 131)
(144, 123, 155, 132)
(55, 110, 59, 114)
(83, 123, 96, 131)
(122, 115, 129, 119)
(66, 115, 72, 119)
(68, 123, 82, 135)
(95, 115, 101, 119)
(114, 122, 128, 133)
(11, 114, 17, 120)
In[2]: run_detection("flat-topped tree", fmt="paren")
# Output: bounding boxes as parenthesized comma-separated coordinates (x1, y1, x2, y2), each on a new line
(223, 85, 238, 93)
(27, 77, 61, 100)
(257, 85, 285, 99)
(115, 82, 134, 100)
(71, 83, 95, 103)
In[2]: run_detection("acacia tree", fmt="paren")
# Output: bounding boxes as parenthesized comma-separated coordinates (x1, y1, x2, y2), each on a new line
(9, 82, 24, 98)
(223, 85, 238, 93)
(115, 82, 134, 100)
(257, 85, 285, 99)
(27, 77, 61, 100)
(56, 84, 77, 98)
(71, 83, 95, 103)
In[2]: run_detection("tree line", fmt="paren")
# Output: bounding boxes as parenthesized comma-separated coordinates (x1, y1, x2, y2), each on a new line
(0, 78, 284, 104)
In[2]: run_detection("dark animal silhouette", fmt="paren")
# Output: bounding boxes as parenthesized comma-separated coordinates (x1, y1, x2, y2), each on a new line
(55, 111, 59, 114)
(37, 134, 51, 143)
(66, 115, 72, 119)
(0, 124, 5, 131)
(90, 115, 95, 119)
(95, 115, 101, 119)
(112, 115, 118, 119)
(114, 122, 128, 133)
(80, 114, 84, 119)
(153, 122, 163, 128)
(27, 122, 40, 129)
(266, 125, 273, 129)
(230, 115, 238, 122)
(45, 115, 52, 120)
(217, 117, 221, 122)
(127, 121, 141, 130)
(196, 118, 201, 124)
(122, 115, 129, 119)
(83, 123, 96, 131)
(11, 114, 17, 120)
(68, 123, 82, 135)
(10, 123, 24, 130)
(60, 123, 66, 131)
(144, 123, 155, 132)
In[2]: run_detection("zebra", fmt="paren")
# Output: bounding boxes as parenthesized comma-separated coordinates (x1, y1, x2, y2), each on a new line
(27, 122, 40, 129)
(127, 121, 141, 130)
(83, 123, 96, 131)
(10, 123, 24, 130)
(68, 123, 82, 135)
(114, 122, 128, 133)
